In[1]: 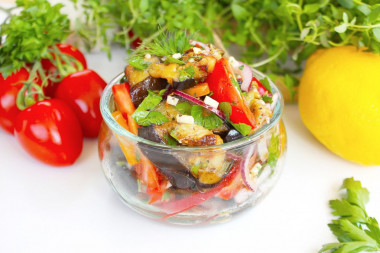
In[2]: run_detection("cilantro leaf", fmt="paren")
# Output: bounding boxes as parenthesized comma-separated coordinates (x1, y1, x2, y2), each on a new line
(179, 66, 195, 81)
(267, 133, 280, 167)
(191, 105, 222, 130)
(163, 134, 178, 146)
(128, 57, 151, 70)
(176, 102, 192, 115)
(230, 78, 242, 94)
(259, 78, 273, 94)
(320, 178, 380, 253)
(132, 90, 169, 126)
(219, 102, 232, 119)
(231, 122, 252, 136)
(262, 95, 273, 103)
(137, 111, 169, 126)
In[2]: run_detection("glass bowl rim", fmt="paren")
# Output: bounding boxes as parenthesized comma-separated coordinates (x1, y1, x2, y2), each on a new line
(100, 68, 284, 151)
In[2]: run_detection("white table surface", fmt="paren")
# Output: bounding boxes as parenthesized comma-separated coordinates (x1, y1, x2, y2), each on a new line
(2, 5, 380, 253)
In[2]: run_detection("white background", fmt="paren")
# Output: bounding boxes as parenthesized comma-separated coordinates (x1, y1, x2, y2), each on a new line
(1, 2, 380, 252)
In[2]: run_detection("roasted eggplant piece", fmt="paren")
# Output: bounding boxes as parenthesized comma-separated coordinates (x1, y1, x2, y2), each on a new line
(171, 123, 223, 146)
(130, 76, 168, 107)
(224, 129, 244, 143)
(172, 78, 196, 90)
(138, 122, 198, 190)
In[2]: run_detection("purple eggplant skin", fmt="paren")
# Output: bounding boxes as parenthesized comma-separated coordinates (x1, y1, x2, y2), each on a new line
(172, 78, 196, 90)
(138, 142, 199, 190)
(138, 126, 199, 190)
(224, 129, 244, 143)
(130, 77, 168, 107)
(138, 125, 165, 144)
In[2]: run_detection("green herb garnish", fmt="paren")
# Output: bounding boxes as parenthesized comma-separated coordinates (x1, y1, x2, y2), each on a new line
(163, 134, 178, 146)
(262, 95, 273, 103)
(191, 165, 200, 175)
(230, 78, 243, 94)
(179, 66, 195, 81)
(259, 78, 272, 94)
(267, 133, 280, 168)
(176, 102, 192, 115)
(191, 105, 223, 130)
(320, 178, 380, 253)
(219, 102, 232, 119)
(128, 31, 192, 67)
(0, 0, 70, 77)
(231, 122, 252, 136)
(165, 56, 185, 65)
(128, 57, 151, 70)
(132, 90, 169, 126)
(219, 102, 252, 136)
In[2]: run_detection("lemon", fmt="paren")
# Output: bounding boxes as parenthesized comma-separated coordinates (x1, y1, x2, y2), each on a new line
(298, 46, 380, 165)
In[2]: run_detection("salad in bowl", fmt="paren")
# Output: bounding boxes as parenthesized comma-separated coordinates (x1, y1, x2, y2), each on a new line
(99, 32, 286, 225)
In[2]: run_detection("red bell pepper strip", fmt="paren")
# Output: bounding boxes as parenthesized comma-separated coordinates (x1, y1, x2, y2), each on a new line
(216, 171, 243, 200)
(205, 58, 256, 128)
(159, 162, 240, 219)
(112, 83, 164, 202)
(252, 76, 271, 97)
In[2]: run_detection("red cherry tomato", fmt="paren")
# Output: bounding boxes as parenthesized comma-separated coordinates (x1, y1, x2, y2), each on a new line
(0, 68, 41, 134)
(41, 43, 87, 97)
(54, 69, 106, 138)
(14, 99, 83, 166)
(205, 58, 256, 129)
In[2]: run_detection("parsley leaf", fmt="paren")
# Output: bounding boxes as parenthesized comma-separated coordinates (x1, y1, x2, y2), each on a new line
(191, 105, 222, 130)
(128, 56, 151, 70)
(165, 56, 185, 65)
(267, 133, 280, 168)
(132, 90, 169, 126)
(320, 178, 380, 253)
(230, 78, 242, 94)
(163, 134, 178, 146)
(259, 78, 273, 94)
(231, 122, 252, 136)
(176, 102, 192, 115)
(262, 95, 273, 103)
(219, 102, 232, 119)
(178, 66, 195, 81)
(137, 111, 169, 126)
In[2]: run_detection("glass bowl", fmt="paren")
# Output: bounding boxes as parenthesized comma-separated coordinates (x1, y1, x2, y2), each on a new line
(99, 70, 287, 225)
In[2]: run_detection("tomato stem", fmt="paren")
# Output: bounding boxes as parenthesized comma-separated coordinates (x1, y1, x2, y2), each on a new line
(16, 61, 47, 110)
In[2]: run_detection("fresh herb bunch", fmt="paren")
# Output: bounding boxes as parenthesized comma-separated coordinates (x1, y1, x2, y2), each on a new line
(320, 178, 380, 253)
(128, 31, 192, 70)
(73, 0, 380, 101)
(0, 0, 70, 77)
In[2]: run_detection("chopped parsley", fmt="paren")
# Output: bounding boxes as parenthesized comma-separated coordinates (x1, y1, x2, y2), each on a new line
(267, 133, 280, 168)
(231, 122, 252, 136)
(132, 90, 169, 126)
(128, 56, 151, 70)
(191, 105, 223, 130)
(178, 65, 195, 81)
(262, 95, 273, 103)
(230, 77, 243, 94)
(259, 77, 273, 94)
(175, 102, 192, 115)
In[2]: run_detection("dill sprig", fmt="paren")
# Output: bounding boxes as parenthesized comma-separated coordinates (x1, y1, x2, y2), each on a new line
(128, 31, 193, 70)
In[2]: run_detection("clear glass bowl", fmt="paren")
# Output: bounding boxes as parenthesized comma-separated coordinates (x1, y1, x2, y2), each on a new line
(99, 70, 287, 225)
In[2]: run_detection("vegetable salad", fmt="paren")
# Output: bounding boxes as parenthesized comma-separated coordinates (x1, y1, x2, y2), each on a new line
(110, 32, 282, 218)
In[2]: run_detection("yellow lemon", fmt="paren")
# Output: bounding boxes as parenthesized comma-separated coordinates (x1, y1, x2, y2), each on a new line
(298, 46, 380, 165)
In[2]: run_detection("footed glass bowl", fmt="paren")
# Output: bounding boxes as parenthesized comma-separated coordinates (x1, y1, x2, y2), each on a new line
(98, 70, 286, 225)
